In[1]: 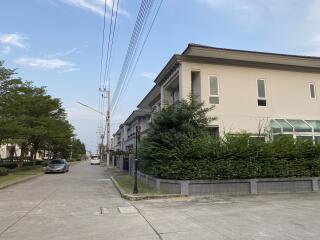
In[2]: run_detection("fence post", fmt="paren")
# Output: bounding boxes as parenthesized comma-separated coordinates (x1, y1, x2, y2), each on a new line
(312, 178, 319, 192)
(156, 179, 161, 192)
(250, 179, 258, 194)
(181, 181, 189, 195)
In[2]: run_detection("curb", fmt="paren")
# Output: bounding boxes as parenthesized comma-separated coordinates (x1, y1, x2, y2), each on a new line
(111, 176, 183, 201)
(0, 173, 44, 190)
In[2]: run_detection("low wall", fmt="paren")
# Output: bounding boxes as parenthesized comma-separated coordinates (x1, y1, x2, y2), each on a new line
(137, 171, 320, 195)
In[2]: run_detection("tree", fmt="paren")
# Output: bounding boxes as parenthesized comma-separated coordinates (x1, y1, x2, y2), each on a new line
(0, 61, 82, 166)
(71, 138, 86, 161)
(139, 97, 215, 178)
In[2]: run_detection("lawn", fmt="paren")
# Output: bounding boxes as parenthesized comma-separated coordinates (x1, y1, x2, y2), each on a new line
(0, 167, 44, 189)
(113, 175, 158, 194)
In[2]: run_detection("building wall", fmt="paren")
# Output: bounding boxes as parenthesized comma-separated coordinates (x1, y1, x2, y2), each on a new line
(180, 62, 320, 134)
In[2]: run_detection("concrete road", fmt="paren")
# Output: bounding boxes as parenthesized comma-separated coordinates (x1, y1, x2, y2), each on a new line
(0, 162, 158, 240)
(1, 162, 320, 240)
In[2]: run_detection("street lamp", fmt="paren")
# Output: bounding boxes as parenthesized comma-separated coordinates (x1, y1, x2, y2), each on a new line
(133, 125, 141, 194)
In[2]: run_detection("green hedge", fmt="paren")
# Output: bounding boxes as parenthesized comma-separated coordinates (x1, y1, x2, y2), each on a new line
(0, 160, 43, 169)
(139, 135, 320, 180)
(0, 167, 8, 176)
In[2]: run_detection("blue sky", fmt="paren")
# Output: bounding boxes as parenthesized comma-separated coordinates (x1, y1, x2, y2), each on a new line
(1, 0, 320, 152)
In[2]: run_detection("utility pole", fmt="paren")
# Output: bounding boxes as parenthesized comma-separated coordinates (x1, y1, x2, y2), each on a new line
(133, 125, 141, 194)
(106, 89, 111, 167)
(99, 87, 111, 167)
(78, 101, 110, 166)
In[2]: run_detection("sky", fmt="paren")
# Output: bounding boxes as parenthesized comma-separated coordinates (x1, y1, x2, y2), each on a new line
(1, 0, 320, 152)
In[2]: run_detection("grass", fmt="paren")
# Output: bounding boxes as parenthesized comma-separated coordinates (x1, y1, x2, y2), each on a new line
(0, 167, 44, 189)
(113, 175, 158, 194)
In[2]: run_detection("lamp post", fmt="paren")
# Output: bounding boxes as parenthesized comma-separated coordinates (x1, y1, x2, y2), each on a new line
(133, 125, 141, 194)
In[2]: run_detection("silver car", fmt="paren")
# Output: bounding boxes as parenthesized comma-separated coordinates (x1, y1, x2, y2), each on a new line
(45, 159, 70, 173)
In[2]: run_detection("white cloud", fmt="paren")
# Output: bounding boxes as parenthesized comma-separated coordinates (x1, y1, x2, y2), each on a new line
(141, 72, 156, 79)
(0, 46, 11, 55)
(200, 0, 304, 24)
(16, 57, 76, 71)
(47, 47, 79, 58)
(202, 0, 257, 14)
(59, 0, 127, 17)
(0, 33, 28, 49)
(60, 67, 80, 73)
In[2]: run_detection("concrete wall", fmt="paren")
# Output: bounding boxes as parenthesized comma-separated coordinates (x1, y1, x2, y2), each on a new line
(179, 62, 320, 134)
(137, 171, 320, 195)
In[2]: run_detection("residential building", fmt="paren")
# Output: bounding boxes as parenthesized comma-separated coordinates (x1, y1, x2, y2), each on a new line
(112, 43, 320, 171)
(112, 109, 151, 171)
(155, 43, 320, 141)
(0, 144, 43, 160)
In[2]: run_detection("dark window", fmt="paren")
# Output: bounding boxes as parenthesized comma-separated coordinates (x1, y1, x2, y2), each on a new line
(310, 83, 316, 98)
(258, 99, 267, 106)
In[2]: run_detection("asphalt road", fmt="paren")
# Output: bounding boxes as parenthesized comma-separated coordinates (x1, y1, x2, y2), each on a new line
(1, 161, 320, 240)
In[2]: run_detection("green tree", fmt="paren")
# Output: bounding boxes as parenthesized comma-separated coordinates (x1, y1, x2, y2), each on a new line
(71, 138, 86, 161)
(0, 61, 81, 166)
(139, 97, 215, 178)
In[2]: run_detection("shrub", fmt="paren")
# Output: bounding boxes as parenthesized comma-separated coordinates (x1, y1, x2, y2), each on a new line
(35, 160, 43, 165)
(0, 167, 8, 176)
(0, 162, 18, 169)
(139, 99, 320, 180)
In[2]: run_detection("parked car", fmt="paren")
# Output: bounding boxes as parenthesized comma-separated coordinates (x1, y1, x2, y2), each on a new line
(90, 156, 100, 165)
(45, 159, 69, 173)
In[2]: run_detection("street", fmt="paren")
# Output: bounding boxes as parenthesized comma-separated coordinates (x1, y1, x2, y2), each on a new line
(1, 162, 320, 240)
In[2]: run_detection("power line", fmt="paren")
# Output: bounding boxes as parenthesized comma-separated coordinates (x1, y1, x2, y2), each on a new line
(105, 0, 120, 92)
(98, 0, 108, 132)
(114, 0, 163, 114)
(101, 0, 120, 137)
(111, 0, 156, 113)
(102, 0, 115, 90)
(112, 0, 163, 112)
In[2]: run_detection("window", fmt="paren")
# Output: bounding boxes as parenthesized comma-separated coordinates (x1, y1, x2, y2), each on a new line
(257, 79, 267, 106)
(209, 75, 219, 104)
(206, 127, 219, 138)
(309, 83, 316, 99)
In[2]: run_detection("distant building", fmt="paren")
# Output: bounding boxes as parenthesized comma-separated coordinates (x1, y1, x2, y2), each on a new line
(0, 144, 43, 160)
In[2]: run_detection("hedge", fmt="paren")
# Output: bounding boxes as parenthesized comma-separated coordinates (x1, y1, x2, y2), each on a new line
(139, 135, 320, 180)
(0, 167, 8, 176)
(0, 160, 43, 170)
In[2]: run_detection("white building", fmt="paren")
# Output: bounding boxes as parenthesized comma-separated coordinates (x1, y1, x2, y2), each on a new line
(112, 43, 320, 170)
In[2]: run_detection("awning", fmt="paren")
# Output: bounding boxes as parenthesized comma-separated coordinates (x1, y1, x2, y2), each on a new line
(271, 119, 320, 134)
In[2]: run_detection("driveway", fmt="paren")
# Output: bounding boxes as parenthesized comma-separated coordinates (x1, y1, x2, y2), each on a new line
(1, 162, 320, 240)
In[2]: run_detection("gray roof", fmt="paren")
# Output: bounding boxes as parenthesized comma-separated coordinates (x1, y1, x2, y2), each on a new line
(154, 43, 320, 84)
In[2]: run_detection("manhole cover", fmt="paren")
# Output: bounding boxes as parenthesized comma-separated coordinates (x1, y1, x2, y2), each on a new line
(117, 206, 138, 214)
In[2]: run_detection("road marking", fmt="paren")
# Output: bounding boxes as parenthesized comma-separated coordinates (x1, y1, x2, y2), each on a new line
(132, 204, 163, 240)
(117, 206, 138, 213)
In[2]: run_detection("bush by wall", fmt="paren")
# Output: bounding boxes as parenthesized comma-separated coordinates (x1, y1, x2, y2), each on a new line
(0, 160, 43, 170)
(0, 167, 9, 176)
(138, 98, 320, 180)
(140, 134, 320, 180)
